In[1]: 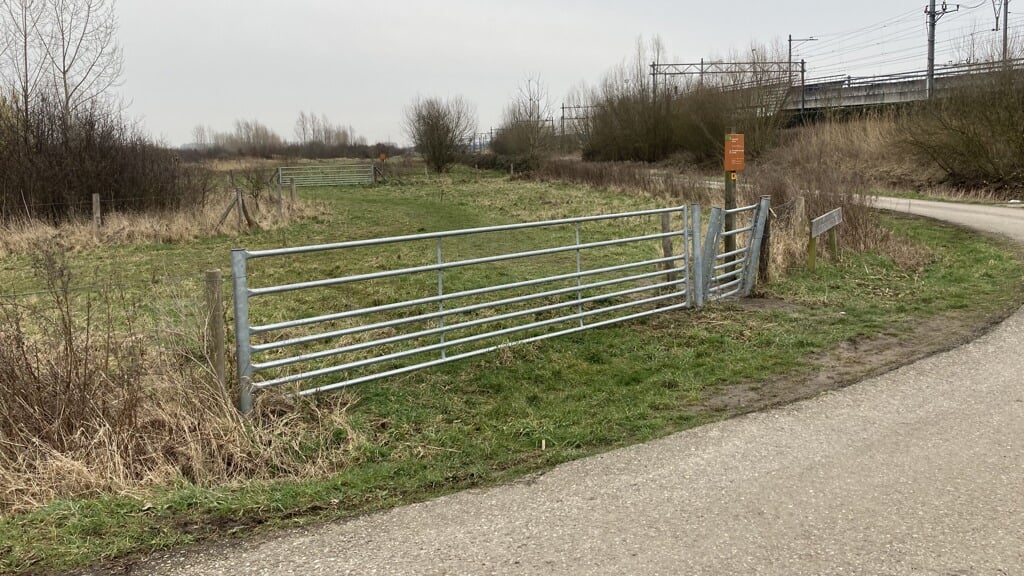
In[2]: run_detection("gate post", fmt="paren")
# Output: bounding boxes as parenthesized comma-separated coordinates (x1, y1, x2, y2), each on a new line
(231, 249, 254, 414)
(690, 204, 704, 309)
(743, 196, 771, 296)
(703, 208, 724, 301)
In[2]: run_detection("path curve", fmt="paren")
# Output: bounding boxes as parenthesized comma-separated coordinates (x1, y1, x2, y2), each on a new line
(129, 198, 1024, 576)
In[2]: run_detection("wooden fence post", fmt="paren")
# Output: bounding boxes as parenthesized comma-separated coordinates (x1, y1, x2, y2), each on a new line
(235, 187, 244, 231)
(807, 235, 818, 271)
(290, 178, 296, 203)
(276, 176, 283, 220)
(276, 180, 283, 221)
(205, 269, 227, 398)
(92, 193, 101, 234)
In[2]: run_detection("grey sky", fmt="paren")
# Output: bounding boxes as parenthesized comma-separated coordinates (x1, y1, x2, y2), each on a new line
(116, 1, 1018, 147)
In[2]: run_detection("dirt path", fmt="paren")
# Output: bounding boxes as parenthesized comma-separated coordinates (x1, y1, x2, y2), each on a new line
(105, 198, 1024, 575)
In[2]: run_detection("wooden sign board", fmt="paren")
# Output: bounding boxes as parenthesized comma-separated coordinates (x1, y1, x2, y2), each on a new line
(811, 208, 843, 238)
(724, 133, 745, 172)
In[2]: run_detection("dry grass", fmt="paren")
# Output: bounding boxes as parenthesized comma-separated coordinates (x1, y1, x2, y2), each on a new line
(746, 119, 933, 277)
(0, 248, 360, 512)
(0, 192, 323, 257)
(532, 159, 717, 205)
(773, 114, 941, 191)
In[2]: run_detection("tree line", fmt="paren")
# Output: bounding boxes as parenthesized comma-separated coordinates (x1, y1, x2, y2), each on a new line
(188, 112, 397, 160)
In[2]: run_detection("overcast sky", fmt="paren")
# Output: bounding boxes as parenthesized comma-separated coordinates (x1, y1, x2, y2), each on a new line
(116, 1, 1020, 147)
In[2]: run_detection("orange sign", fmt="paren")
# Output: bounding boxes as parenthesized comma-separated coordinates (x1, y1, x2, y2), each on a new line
(379, 153, 387, 162)
(724, 133, 745, 172)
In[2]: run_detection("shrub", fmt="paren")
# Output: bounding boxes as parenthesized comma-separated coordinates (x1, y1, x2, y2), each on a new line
(0, 98, 211, 223)
(403, 96, 477, 173)
(906, 69, 1024, 192)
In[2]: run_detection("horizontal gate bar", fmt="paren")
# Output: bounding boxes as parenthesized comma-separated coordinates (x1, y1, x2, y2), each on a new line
(294, 300, 694, 397)
(244, 206, 686, 259)
(249, 229, 682, 297)
(253, 275, 687, 371)
(254, 288, 689, 389)
(252, 264, 688, 351)
(251, 254, 681, 334)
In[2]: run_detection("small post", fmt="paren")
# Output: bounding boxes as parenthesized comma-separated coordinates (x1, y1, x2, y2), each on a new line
(808, 207, 843, 272)
(758, 199, 772, 285)
(275, 178, 283, 221)
(660, 212, 677, 288)
(204, 270, 227, 398)
(235, 187, 244, 231)
(370, 162, 377, 185)
(290, 178, 296, 202)
(92, 193, 101, 234)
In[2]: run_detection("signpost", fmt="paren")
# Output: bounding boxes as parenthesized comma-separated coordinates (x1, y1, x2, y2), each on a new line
(808, 207, 843, 271)
(724, 134, 745, 257)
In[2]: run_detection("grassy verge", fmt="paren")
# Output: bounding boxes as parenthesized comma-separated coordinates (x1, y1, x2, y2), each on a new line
(1, 174, 1023, 574)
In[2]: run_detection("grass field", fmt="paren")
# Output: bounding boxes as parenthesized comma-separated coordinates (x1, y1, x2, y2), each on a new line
(1, 169, 1023, 574)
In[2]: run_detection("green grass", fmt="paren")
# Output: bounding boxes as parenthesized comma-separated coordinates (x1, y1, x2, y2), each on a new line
(2, 172, 1023, 574)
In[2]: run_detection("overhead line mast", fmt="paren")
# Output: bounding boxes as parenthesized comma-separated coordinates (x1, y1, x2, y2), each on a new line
(926, 1, 960, 99)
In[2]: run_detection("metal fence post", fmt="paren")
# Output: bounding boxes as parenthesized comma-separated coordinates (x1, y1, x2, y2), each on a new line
(690, 204, 703, 309)
(743, 196, 771, 296)
(703, 208, 724, 301)
(758, 198, 772, 285)
(205, 269, 227, 398)
(231, 249, 253, 414)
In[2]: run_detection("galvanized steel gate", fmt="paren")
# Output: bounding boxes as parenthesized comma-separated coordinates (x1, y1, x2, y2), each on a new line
(231, 198, 769, 412)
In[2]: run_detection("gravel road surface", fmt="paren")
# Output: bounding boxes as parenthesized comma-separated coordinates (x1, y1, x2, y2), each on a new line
(130, 198, 1024, 576)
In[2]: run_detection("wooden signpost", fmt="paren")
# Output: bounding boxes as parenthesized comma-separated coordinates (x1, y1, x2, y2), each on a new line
(723, 134, 745, 258)
(808, 207, 843, 271)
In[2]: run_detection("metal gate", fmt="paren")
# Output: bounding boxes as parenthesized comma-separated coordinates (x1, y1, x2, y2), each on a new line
(231, 198, 769, 412)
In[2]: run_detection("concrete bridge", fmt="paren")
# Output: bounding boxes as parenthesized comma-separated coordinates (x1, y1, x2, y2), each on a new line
(780, 58, 1024, 113)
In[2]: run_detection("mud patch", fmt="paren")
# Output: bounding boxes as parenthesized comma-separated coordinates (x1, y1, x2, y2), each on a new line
(696, 308, 1014, 417)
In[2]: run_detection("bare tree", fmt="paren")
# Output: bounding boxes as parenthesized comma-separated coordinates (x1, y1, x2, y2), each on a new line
(190, 124, 208, 150)
(403, 95, 476, 173)
(40, 0, 122, 122)
(294, 110, 310, 145)
(0, 0, 47, 131)
(493, 75, 556, 163)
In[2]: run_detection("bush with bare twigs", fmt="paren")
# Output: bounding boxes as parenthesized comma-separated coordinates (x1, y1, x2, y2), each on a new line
(906, 69, 1024, 192)
(403, 96, 477, 173)
(0, 245, 360, 512)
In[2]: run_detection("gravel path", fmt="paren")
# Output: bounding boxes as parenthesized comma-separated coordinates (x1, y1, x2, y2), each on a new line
(129, 198, 1024, 576)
